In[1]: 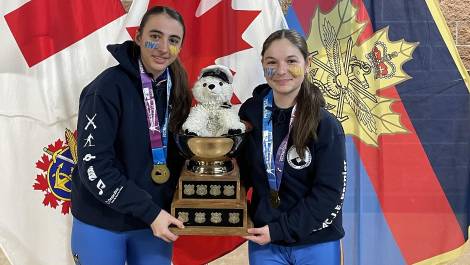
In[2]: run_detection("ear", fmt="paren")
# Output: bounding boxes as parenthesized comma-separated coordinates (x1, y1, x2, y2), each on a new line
(135, 30, 142, 45)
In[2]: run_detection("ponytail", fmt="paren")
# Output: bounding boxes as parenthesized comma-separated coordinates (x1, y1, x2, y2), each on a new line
(169, 58, 191, 132)
(291, 79, 325, 159)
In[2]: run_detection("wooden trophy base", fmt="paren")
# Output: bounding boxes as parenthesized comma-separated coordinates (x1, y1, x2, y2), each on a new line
(170, 162, 252, 236)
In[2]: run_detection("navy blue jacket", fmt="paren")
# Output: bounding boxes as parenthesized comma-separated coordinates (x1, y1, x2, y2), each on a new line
(71, 41, 185, 231)
(238, 84, 347, 246)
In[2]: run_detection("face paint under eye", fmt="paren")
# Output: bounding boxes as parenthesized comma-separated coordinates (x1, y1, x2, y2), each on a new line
(144, 40, 159, 49)
(288, 65, 303, 77)
(263, 67, 276, 78)
(169, 44, 180, 56)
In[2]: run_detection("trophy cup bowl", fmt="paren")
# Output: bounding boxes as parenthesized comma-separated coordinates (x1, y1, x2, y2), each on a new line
(174, 132, 246, 175)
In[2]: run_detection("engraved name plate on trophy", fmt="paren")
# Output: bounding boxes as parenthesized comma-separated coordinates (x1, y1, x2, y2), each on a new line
(170, 133, 252, 236)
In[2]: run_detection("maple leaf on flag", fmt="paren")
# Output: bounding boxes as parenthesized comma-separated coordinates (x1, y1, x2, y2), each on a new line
(43, 192, 59, 208)
(35, 154, 51, 172)
(126, 0, 260, 104)
(4, 0, 125, 67)
(33, 174, 49, 191)
(306, 0, 417, 146)
(61, 201, 71, 215)
(47, 139, 64, 153)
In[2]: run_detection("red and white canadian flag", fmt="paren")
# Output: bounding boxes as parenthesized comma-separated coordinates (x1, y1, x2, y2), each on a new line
(0, 1, 285, 264)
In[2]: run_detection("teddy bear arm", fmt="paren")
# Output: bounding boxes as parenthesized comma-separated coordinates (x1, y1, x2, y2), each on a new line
(182, 106, 209, 135)
(218, 109, 246, 135)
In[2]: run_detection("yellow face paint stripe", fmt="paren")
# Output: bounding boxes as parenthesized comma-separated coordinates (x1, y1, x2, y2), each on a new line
(288, 65, 304, 77)
(169, 45, 180, 56)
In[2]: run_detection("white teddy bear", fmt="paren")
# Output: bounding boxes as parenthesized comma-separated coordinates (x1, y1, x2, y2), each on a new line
(182, 65, 245, 137)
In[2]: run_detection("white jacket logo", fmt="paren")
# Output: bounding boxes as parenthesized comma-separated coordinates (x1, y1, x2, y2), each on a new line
(287, 146, 312, 169)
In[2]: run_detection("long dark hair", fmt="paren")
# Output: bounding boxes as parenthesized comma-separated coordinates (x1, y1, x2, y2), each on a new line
(137, 6, 191, 132)
(261, 29, 325, 157)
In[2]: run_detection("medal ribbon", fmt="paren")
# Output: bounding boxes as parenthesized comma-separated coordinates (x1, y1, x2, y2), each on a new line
(262, 90, 296, 193)
(138, 60, 172, 165)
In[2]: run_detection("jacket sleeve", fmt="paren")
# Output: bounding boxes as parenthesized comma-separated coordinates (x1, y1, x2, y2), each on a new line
(76, 92, 161, 225)
(268, 117, 347, 243)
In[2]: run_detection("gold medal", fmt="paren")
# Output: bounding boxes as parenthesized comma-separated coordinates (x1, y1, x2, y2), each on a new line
(270, 190, 280, 208)
(151, 164, 170, 184)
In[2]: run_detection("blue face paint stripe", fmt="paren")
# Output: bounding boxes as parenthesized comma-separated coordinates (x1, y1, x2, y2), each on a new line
(263, 67, 276, 78)
(144, 40, 158, 49)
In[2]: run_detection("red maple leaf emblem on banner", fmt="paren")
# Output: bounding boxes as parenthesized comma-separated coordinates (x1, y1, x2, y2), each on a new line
(127, 0, 260, 104)
(33, 131, 76, 215)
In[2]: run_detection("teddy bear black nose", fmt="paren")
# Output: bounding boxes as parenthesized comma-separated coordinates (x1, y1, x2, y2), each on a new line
(208, 84, 215, 90)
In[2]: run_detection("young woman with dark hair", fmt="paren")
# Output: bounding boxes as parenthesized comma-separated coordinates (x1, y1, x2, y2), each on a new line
(239, 29, 347, 265)
(70, 6, 191, 265)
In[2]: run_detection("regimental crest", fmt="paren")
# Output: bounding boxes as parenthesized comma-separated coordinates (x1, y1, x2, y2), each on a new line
(196, 184, 208, 196)
(195, 212, 206, 224)
(183, 184, 195, 196)
(178, 212, 189, 223)
(210, 212, 222, 224)
(33, 129, 77, 214)
(209, 185, 222, 196)
(228, 212, 240, 224)
(223, 185, 235, 197)
(306, 0, 418, 146)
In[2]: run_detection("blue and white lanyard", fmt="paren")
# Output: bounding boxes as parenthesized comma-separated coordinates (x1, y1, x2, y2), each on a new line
(262, 90, 296, 192)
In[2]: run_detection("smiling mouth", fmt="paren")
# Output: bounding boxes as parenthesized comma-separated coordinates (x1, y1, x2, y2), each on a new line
(152, 55, 168, 62)
(274, 79, 292, 83)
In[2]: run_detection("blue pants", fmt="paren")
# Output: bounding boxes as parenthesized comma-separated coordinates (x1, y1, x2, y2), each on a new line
(248, 240, 341, 265)
(71, 218, 172, 265)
